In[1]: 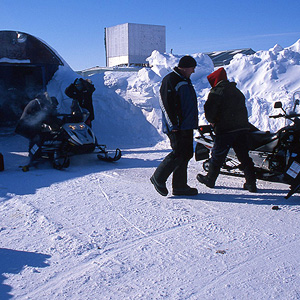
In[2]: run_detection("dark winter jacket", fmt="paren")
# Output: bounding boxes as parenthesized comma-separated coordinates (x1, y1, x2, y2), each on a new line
(159, 67, 198, 133)
(204, 72, 249, 134)
(65, 79, 95, 121)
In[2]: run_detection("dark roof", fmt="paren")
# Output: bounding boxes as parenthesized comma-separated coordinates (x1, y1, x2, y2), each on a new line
(205, 48, 255, 67)
(0, 30, 63, 65)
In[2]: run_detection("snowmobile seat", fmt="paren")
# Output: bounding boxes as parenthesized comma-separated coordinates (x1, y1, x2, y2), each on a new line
(249, 130, 278, 151)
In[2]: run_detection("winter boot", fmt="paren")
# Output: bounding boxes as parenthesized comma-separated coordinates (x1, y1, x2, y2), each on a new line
(150, 175, 168, 196)
(243, 163, 257, 193)
(173, 185, 198, 196)
(243, 181, 257, 193)
(196, 163, 220, 188)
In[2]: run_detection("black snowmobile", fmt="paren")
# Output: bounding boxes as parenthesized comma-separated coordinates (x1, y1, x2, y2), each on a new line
(20, 107, 121, 171)
(195, 92, 300, 199)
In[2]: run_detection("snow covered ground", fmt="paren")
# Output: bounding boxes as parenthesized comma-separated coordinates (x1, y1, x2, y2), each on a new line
(1, 40, 300, 299)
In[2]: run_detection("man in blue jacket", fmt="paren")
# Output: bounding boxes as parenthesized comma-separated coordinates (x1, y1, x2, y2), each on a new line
(150, 56, 199, 196)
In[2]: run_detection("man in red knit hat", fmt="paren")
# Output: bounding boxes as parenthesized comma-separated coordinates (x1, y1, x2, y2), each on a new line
(196, 67, 257, 192)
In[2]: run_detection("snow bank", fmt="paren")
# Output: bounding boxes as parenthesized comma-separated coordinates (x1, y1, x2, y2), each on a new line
(227, 39, 300, 131)
(98, 51, 214, 143)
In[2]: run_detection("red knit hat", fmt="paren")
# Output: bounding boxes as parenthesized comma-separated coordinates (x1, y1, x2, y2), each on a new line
(207, 67, 227, 88)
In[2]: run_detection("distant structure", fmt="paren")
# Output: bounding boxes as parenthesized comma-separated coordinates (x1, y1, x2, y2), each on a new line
(105, 23, 166, 67)
(205, 48, 255, 67)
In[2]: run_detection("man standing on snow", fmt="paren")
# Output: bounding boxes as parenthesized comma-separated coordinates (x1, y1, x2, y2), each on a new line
(150, 55, 199, 196)
(196, 67, 257, 192)
(65, 78, 95, 127)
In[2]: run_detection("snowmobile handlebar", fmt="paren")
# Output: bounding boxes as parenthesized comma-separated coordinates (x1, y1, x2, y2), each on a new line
(56, 111, 88, 124)
(271, 100, 300, 121)
(269, 113, 300, 119)
(269, 114, 284, 119)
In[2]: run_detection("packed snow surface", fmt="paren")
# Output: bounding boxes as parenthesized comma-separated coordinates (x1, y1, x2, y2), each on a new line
(1, 40, 300, 299)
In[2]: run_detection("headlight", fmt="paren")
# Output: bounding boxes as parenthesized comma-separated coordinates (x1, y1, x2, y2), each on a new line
(68, 124, 85, 130)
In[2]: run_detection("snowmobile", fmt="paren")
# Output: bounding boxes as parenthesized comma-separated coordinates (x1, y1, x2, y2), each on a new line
(195, 92, 300, 199)
(22, 108, 121, 171)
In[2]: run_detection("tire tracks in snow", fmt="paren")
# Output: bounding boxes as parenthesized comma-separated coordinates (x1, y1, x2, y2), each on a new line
(97, 177, 164, 246)
(94, 172, 234, 254)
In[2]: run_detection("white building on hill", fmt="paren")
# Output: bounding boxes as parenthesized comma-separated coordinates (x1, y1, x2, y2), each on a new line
(105, 23, 166, 67)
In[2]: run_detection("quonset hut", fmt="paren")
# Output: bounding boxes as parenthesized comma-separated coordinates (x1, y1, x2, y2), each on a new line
(0, 30, 64, 127)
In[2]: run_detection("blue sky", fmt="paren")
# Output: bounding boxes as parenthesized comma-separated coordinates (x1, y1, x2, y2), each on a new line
(1, 0, 300, 71)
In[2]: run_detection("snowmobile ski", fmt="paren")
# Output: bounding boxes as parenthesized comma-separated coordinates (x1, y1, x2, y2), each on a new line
(97, 145, 121, 162)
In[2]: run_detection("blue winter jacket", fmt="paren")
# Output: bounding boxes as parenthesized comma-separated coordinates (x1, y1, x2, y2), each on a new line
(159, 67, 198, 133)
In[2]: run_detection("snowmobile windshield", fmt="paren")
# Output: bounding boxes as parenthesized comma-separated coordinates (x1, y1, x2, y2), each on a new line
(81, 108, 90, 122)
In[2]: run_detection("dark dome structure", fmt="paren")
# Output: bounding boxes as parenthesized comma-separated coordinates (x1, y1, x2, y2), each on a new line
(0, 30, 64, 127)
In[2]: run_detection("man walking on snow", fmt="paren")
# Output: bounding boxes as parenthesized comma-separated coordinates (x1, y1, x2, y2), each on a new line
(150, 55, 199, 196)
(196, 67, 257, 192)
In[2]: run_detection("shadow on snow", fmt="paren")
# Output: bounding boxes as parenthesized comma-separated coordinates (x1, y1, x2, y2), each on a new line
(0, 248, 50, 300)
(170, 187, 300, 206)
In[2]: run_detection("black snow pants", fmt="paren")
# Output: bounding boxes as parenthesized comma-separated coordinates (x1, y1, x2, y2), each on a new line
(153, 130, 194, 189)
(210, 129, 256, 183)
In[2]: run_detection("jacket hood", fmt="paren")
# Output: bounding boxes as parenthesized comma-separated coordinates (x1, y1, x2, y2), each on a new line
(207, 67, 228, 88)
